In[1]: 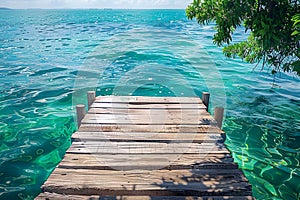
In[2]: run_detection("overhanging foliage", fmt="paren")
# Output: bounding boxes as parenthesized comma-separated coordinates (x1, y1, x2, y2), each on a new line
(186, 0, 300, 75)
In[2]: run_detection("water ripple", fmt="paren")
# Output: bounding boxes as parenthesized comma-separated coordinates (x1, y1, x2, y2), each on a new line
(0, 9, 299, 200)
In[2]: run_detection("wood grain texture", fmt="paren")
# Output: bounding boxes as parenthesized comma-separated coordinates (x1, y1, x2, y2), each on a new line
(78, 124, 223, 133)
(91, 103, 206, 109)
(88, 108, 207, 114)
(42, 168, 251, 196)
(66, 141, 230, 154)
(81, 113, 215, 125)
(36, 192, 254, 200)
(71, 132, 224, 143)
(59, 153, 236, 170)
(36, 96, 252, 199)
(95, 96, 203, 104)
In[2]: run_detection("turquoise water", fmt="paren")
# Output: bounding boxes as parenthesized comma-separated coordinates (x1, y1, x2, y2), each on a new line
(0, 9, 299, 200)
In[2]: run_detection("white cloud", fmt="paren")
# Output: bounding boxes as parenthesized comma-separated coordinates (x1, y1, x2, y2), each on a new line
(0, 0, 192, 9)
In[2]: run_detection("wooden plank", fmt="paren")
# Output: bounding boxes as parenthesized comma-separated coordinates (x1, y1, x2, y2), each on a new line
(80, 121, 213, 126)
(81, 120, 213, 126)
(58, 162, 238, 171)
(95, 96, 202, 104)
(83, 113, 213, 120)
(71, 132, 224, 143)
(61, 153, 233, 164)
(42, 168, 252, 196)
(81, 113, 215, 125)
(78, 124, 224, 133)
(66, 148, 230, 155)
(67, 141, 230, 154)
(35, 193, 86, 200)
(91, 103, 206, 109)
(36, 192, 254, 200)
(62, 153, 233, 165)
(88, 108, 207, 114)
(70, 141, 226, 149)
(58, 153, 236, 170)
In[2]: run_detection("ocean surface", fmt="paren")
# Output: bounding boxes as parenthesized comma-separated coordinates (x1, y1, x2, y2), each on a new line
(0, 9, 299, 200)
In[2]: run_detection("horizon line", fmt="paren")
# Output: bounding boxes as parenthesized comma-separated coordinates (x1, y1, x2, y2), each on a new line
(0, 7, 187, 10)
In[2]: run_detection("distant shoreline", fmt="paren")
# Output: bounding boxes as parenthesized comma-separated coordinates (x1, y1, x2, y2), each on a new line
(0, 8, 185, 10)
(0, 7, 12, 10)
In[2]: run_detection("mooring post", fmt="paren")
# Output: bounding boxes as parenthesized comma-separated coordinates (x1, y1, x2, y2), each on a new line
(202, 92, 210, 111)
(76, 104, 86, 129)
(214, 107, 224, 129)
(87, 91, 96, 110)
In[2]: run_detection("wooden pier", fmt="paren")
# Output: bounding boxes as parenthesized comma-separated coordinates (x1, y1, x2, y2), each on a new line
(36, 93, 253, 200)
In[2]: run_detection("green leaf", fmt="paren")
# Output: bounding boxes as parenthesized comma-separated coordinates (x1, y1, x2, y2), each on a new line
(291, 30, 299, 36)
(186, 0, 300, 76)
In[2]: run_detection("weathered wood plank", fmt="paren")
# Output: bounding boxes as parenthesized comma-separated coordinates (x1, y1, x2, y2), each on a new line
(83, 113, 213, 120)
(59, 153, 236, 170)
(81, 121, 213, 126)
(42, 168, 251, 196)
(95, 96, 203, 104)
(58, 162, 238, 171)
(91, 103, 206, 109)
(67, 141, 230, 154)
(70, 141, 227, 149)
(36, 192, 254, 200)
(71, 132, 224, 143)
(66, 149, 230, 155)
(81, 113, 215, 125)
(61, 153, 233, 164)
(78, 124, 224, 133)
(88, 108, 207, 115)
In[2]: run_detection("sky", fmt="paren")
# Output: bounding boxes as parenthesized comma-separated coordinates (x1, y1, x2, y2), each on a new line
(0, 0, 192, 9)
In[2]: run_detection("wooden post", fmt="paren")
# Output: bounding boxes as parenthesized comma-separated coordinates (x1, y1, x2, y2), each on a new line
(76, 104, 86, 129)
(214, 107, 224, 129)
(87, 91, 96, 110)
(202, 92, 210, 111)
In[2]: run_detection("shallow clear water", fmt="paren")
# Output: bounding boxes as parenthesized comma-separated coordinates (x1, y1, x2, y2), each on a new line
(0, 9, 299, 200)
